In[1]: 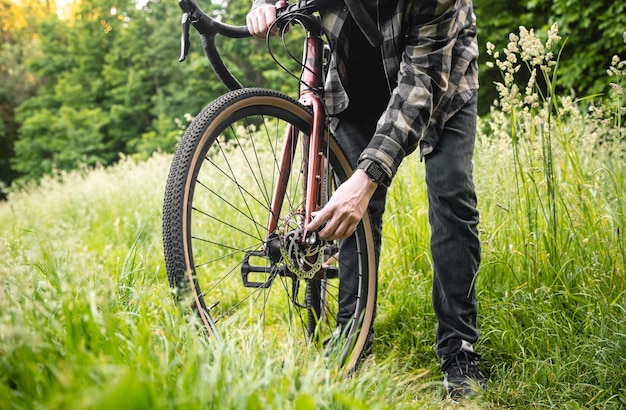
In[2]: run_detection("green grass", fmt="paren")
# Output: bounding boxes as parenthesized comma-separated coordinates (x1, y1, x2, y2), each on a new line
(1, 27, 625, 409)
(0, 154, 440, 409)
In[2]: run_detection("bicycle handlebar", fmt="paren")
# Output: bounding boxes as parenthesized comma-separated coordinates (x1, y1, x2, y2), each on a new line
(178, 0, 250, 90)
(178, 0, 250, 42)
(178, 0, 383, 90)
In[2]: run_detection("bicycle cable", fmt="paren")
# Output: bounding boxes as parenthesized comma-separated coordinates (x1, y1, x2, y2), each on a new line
(265, 11, 335, 139)
(266, 12, 333, 98)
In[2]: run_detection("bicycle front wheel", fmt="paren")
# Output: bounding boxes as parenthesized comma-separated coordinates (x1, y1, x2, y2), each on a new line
(162, 88, 376, 373)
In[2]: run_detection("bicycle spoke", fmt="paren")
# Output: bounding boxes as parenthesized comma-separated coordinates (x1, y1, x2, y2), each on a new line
(192, 206, 264, 243)
(214, 137, 268, 242)
(202, 157, 273, 214)
(194, 242, 260, 268)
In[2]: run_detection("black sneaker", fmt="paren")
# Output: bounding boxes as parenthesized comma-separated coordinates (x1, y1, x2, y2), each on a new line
(441, 349, 486, 400)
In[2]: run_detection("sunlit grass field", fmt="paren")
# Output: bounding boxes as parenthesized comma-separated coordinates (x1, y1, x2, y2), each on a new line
(1, 27, 625, 409)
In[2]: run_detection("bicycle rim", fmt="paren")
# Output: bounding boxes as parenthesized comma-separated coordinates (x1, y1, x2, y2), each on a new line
(162, 88, 376, 373)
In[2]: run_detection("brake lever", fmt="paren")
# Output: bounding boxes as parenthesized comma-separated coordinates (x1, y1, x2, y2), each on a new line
(179, 12, 191, 62)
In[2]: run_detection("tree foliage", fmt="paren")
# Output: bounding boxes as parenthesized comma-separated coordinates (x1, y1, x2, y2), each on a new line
(0, 0, 50, 194)
(12, 0, 188, 181)
(1, 0, 624, 190)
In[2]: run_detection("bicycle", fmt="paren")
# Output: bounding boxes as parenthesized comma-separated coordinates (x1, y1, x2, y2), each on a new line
(162, 0, 380, 374)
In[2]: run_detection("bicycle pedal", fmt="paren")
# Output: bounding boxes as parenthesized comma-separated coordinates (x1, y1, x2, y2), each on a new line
(241, 250, 278, 288)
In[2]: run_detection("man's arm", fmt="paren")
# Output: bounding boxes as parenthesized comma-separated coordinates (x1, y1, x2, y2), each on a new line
(309, 1, 471, 240)
(306, 169, 378, 240)
(359, 0, 477, 178)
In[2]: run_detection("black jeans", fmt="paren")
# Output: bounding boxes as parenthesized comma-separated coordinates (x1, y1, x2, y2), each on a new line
(332, 94, 480, 359)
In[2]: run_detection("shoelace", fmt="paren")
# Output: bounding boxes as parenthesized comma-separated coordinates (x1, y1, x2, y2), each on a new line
(442, 350, 483, 377)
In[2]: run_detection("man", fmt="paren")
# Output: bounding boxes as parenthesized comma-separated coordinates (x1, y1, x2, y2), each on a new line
(247, 0, 486, 399)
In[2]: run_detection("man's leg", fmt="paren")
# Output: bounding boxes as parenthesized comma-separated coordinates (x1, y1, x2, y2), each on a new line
(424, 96, 480, 355)
(424, 95, 485, 397)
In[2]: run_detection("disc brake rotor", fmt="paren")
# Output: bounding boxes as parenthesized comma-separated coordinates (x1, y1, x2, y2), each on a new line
(278, 210, 323, 279)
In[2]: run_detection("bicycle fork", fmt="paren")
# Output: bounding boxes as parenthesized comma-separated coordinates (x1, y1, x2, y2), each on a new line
(269, 31, 327, 241)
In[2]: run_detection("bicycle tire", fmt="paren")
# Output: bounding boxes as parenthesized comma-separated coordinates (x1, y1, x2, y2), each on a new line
(162, 88, 376, 373)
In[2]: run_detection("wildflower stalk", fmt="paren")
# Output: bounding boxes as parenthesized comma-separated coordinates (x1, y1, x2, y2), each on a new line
(486, 25, 626, 292)
(537, 40, 567, 269)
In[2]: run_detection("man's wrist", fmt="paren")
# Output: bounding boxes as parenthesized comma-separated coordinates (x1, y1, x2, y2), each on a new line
(356, 159, 391, 187)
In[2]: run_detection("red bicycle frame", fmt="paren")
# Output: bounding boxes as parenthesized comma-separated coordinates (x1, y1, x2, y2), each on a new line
(266, 15, 327, 244)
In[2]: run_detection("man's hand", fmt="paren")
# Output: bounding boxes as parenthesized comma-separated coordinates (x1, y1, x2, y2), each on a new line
(306, 169, 378, 240)
(246, 4, 277, 38)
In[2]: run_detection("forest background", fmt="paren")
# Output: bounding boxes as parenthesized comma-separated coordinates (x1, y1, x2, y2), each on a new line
(0, 0, 625, 192)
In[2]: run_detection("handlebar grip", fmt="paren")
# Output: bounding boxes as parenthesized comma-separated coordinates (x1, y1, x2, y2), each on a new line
(343, 0, 383, 47)
(179, 0, 250, 39)
(194, 15, 249, 90)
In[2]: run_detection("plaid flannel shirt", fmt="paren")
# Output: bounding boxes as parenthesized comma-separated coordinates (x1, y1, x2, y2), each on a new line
(251, 0, 479, 182)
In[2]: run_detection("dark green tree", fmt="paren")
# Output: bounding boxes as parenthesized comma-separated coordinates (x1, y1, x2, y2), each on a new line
(0, 0, 49, 196)
(10, 0, 305, 183)
(13, 0, 128, 180)
(475, 0, 626, 115)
